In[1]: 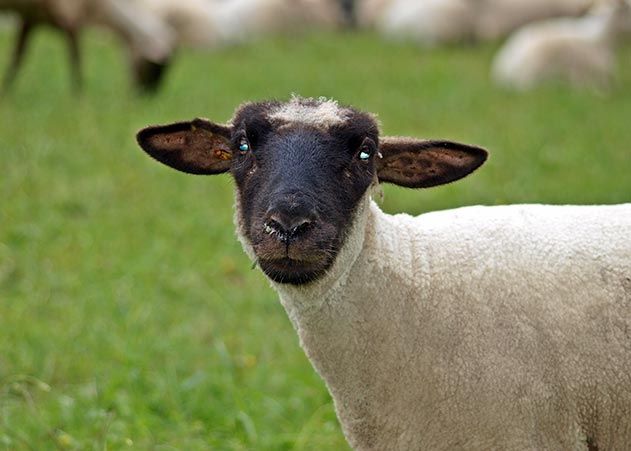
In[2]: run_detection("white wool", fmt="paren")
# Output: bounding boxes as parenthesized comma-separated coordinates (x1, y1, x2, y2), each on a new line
(135, 0, 343, 49)
(475, 0, 592, 40)
(251, 198, 631, 449)
(268, 96, 350, 129)
(100, 0, 176, 62)
(358, 0, 476, 45)
(380, 0, 475, 45)
(356, 0, 593, 45)
(492, 1, 631, 90)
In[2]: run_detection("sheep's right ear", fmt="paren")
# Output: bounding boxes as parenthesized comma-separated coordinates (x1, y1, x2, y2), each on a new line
(376, 137, 488, 188)
(136, 119, 233, 175)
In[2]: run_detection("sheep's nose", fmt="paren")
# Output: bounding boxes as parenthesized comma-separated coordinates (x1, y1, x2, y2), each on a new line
(264, 202, 316, 243)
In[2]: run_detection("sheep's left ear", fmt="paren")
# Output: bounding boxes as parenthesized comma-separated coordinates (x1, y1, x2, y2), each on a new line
(376, 137, 488, 188)
(136, 118, 233, 175)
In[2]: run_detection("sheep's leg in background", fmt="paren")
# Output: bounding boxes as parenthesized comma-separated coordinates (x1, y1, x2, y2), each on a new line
(64, 27, 82, 92)
(2, 20, 34, 92)
(339, 0, 356, 27)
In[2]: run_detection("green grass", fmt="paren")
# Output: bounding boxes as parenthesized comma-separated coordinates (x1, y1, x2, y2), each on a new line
(1, 27, 630, 449)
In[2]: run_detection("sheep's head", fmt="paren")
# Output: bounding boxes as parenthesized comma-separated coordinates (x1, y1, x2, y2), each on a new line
(136, 97, 487, 285)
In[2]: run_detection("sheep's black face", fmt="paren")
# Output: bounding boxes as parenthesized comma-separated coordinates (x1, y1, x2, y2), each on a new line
(230, 101, 379, 285)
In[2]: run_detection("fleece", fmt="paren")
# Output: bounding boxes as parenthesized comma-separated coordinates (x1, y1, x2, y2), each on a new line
(156, 0, 342, 48)
(248, 196, 631, 450)
(492, 3, 630, 91)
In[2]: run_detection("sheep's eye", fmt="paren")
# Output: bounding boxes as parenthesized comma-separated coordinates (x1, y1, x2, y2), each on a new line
(239, 137, 250, 153)
(357, 137, 375, 162)
(358, 147, 371, 161)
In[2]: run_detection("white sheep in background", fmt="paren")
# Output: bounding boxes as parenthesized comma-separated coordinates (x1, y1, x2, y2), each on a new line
(380, 0, 476, 45)
(492, 0, 631, 91)
(136, 0, 344, 49)
(0, 0, 175, 92)
(476, 0, 592, 40)
(357, 0, 477, 45)
(136, 96, 631, 450)
(356, 0, 593, 45)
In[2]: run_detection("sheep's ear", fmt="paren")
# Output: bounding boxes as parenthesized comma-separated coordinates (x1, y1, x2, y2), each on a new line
(136, 118, 233, 175)
(376, 137, 488, 188)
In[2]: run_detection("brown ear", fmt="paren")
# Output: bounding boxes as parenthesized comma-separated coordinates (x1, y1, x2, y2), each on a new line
(376, 137, 488, 188)
(136, 118, 233, 174)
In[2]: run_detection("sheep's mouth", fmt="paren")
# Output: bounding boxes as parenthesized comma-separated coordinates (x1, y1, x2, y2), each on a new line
(258, 257, 333, 285)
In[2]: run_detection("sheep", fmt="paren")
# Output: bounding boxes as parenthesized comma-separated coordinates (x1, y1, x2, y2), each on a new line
(475, 0, 593, 40)
(356, 0, 593, 45)
(135, 96, 631, 450)
(357, 0, 477, 45)
(492, 0, 631, 91)
(136, 0, 345, 50)
(0, 0, 175, 92)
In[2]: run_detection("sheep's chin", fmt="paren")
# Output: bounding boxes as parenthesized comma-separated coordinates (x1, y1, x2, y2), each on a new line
(258, 257, 333, 285)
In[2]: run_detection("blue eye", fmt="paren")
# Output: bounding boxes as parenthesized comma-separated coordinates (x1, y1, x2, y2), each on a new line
(359, 150, 371, 161)
(239, 138, 250, 153)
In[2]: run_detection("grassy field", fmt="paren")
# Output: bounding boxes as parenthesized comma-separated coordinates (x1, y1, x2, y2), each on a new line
(1, 26, 630, 450)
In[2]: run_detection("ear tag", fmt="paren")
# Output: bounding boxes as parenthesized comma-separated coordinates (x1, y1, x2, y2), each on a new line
(359, 151, 371, 160)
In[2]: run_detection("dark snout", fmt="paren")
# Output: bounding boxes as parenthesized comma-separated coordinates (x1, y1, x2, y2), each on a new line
(264, 194, 318, 244)
(250, 190, 338, 285)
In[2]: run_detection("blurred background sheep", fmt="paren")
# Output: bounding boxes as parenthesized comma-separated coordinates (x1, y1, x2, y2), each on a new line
(492, 0, 631, 90)
(0, 0, 176, 91)
(2, 0, 629, 93)
(136, 0, 344, 49)
(0, 0, 345, 93)
(356, 0, 593, 45)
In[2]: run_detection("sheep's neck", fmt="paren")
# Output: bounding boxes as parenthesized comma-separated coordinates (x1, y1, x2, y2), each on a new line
(274, 200, 430, 448)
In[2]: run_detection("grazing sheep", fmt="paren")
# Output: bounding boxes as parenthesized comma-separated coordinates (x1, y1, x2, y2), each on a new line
(492, 0, 631, 91)
(136, 96, 631, 450)
(0, 0, 174, 92)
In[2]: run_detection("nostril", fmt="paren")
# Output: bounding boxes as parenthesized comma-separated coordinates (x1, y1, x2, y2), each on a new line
(289, 218, 312, 237)
(264, 214, 314, 242)
(265, 217, 287, 235)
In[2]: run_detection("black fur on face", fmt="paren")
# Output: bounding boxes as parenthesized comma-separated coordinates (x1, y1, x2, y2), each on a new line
(230, 101, 379, 285)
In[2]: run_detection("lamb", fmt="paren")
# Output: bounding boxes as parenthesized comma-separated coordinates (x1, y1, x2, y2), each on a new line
(0, 0, 175, 92)
(135, 96, 631, 450)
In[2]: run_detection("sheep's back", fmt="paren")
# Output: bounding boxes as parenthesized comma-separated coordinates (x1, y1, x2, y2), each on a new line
(405, 203, 631, 447)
